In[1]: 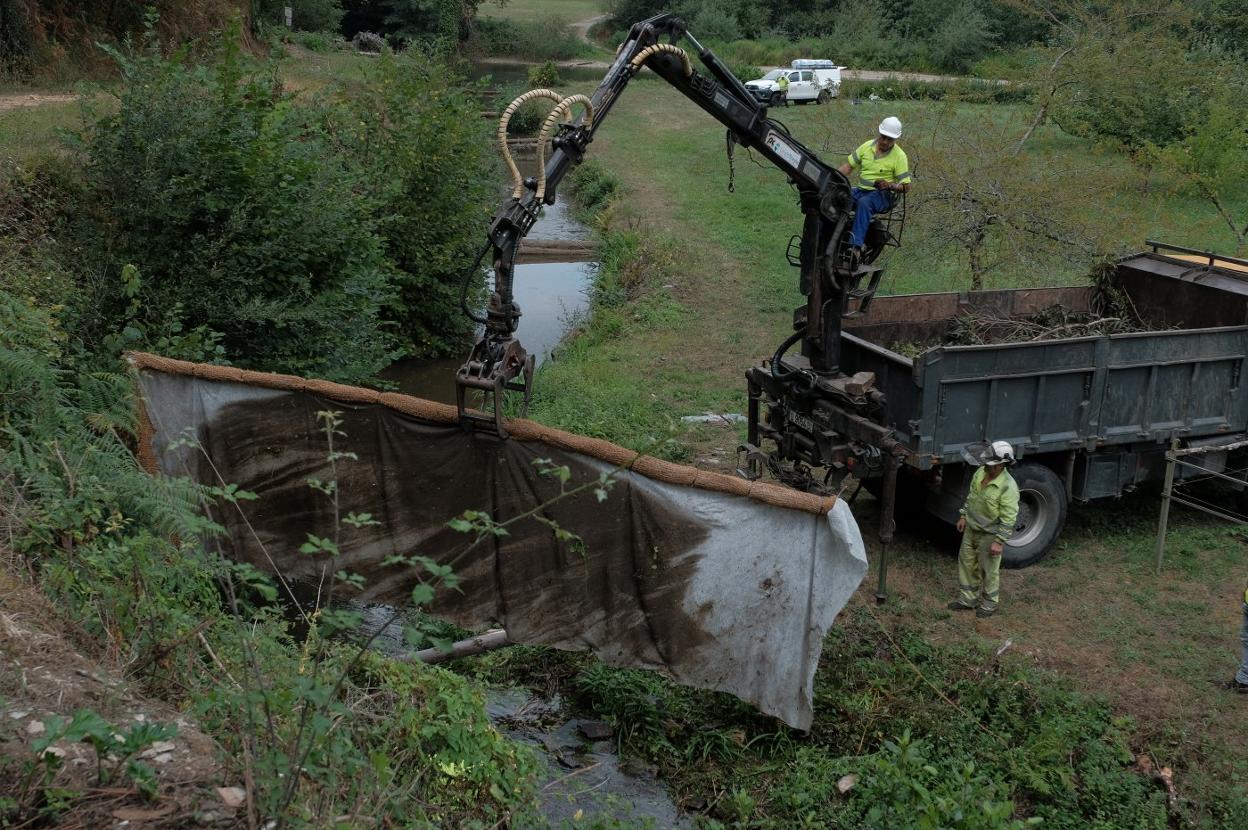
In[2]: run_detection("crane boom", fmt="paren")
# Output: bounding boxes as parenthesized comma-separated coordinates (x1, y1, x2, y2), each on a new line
(457, 13, 886, 437)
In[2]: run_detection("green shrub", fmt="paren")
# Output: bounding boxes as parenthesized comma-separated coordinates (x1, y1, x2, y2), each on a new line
(65, 26, 398, 382)
(471, 16, 591, 61)
(527, 59, 562, 88)
(567, 159, 621, 219)
(840, 731, 1034, 830)
(0, 293, 541, 826)
(841, 77, 1032, 104)
(326, 50, 499, 358)
(726, 62, 762, 83)
(505, 98, 546, 136)
(18, 22, 501, 378)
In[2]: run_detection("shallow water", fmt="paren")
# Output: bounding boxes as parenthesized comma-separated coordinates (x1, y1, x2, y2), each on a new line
(351, 610, 693, 826)
(486, 688, 694, 828)
(381, 169, 595, 404)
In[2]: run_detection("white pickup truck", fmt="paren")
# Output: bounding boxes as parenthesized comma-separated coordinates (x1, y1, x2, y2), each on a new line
(745, 60, 844, 106)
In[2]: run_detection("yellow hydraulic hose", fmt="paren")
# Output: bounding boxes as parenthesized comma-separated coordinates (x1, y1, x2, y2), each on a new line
(627, 43, 692, 78)
(498, 88, 565, 199)
(535, 94, 594, 200)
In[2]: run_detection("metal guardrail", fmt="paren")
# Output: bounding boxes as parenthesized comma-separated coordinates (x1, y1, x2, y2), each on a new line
(1154, 436, 1248, 572)
(1145, 239, 1248, 270)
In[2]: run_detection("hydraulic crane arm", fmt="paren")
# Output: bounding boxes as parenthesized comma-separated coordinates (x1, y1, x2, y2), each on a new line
(457, 14, 872, 436)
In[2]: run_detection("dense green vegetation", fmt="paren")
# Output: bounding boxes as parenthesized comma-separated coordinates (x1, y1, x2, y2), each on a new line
(601, 0, 1247, 76)
(3, 24, 496, 381)
(0, 294, 541, 827)
(3, 0, 1248, 826)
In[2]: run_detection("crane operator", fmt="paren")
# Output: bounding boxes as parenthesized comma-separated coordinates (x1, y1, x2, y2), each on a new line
(837, 116, 911, 267)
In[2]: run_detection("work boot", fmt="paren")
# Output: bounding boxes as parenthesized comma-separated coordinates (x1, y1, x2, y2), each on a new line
(1220, 678, 1248, 694)
(848, 247, 862, 269)
(946, 600, 975, 611)
(976, 606, 997, 619)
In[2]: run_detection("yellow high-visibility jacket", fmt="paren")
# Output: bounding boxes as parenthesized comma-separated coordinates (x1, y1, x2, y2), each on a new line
(960, 467, 1020, 543)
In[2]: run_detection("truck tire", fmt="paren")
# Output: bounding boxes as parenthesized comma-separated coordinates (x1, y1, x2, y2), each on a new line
(770, 91, 784, 106)
(1002, 462, 1067, 569)
(817, 90, 831, 104)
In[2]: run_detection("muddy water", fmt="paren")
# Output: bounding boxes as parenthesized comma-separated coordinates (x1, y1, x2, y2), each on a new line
(486, 688, 694, 828)
(382, 182, 595, 404)
(353, 611, 692, 826)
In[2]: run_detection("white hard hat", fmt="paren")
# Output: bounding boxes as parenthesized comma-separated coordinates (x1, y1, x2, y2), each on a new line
(961, 440, 1015, 466)
(878, 116, 902, 138)
(986, 440, 1015, 466)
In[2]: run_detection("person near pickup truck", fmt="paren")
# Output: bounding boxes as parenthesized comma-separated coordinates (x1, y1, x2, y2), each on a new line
(948, 440, 1019, 618)
(776, 73, 790, 106)
(836, 116, 911, 267)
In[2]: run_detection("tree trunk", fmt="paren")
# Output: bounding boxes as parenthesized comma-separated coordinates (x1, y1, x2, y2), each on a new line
(1210, 193, 1247, 247)
(969, 225, 987, 292)
(1014, 99, 1049, 157)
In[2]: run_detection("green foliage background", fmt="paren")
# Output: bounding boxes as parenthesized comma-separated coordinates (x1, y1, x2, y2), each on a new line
(3, 22, 497, 383)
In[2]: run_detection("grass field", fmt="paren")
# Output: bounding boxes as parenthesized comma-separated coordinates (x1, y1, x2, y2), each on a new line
(478, 0, 604, 23)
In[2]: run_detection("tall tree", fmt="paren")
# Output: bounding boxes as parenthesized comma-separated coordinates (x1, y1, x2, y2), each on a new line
(1005, 0, 1204, 166)
(909, 108, 1130, 290)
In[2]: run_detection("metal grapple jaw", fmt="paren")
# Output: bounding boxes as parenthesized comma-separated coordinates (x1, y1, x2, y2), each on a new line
(455, 296, 534, 438)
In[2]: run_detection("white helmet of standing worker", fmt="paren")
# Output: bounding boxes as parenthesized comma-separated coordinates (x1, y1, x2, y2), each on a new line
(961, 440, 1016, 467)
(878, 116, 903, 139)
(985, 440, 1015, 466)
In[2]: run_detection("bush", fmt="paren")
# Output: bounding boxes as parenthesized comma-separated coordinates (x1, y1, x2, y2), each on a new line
(504, 99, 546, 136)
(64, 28, 399, 382)
(567, 159, 621, 219)
(326, 50, 499, 357)
(690, 4, 741, 42)
(14, 23, 501, 378)
(527, 60, 562, 88)
(726, 61, 762, 83)
(0, 293, 541, 826)
(352, 30, 386, 53)
(841, 731, 1034, 830)
(471, 16, 591, 61)
(841, 77, 1032, 104)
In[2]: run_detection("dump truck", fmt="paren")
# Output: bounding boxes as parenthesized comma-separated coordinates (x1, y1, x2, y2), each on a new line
(745, 242, 1248, 567)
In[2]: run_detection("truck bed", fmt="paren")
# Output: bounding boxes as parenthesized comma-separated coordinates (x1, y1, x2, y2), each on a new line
(841, 251, 1248, 469)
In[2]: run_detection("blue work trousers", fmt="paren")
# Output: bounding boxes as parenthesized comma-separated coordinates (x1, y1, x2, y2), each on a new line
(1238, 602, 1248, 685)
(850, 187, 894, 248)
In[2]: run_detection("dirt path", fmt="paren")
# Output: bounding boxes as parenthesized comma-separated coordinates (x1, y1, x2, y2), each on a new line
(0, 92, 76, 112)
(573, 13, 608, 43)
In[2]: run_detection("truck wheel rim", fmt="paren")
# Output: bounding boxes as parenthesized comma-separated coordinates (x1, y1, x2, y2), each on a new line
(1009, 488, 1051, 548)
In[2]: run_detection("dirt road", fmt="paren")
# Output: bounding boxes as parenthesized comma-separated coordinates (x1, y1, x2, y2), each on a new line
(0, 92, 76, 112)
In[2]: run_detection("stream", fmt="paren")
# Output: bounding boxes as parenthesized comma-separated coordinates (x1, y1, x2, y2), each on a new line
(370, 92, 692, 828)
(355, 607, 693, 828)
(365, 148, 696, 827)
(381, 191, 595, 405)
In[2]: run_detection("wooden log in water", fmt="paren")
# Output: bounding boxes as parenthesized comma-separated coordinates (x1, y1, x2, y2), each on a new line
(516, 239, 596, 263)
(406, 628, 510, 664)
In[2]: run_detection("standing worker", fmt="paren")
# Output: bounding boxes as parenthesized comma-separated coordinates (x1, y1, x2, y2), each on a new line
(836, 116, 911, 267)
(1227, 580, 1248, 692)
(776, 72, 790, 107)
(948, 441, 1019, 618)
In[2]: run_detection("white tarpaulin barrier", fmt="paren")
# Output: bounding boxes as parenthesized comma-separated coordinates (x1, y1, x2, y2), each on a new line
(131, 353, 867, 728)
